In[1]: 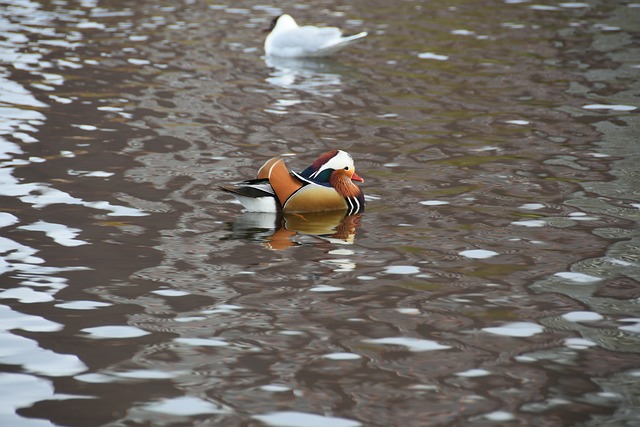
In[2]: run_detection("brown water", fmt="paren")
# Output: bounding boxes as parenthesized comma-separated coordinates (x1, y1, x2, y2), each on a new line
(1, 0, 639, 426)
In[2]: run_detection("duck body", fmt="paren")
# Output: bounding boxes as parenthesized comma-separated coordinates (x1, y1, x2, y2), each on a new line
(221, 150, 365, 215)
(264, 14, 367, 58)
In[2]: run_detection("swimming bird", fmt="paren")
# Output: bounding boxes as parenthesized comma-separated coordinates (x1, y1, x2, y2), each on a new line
(264, 14, 367, 58)
(220, 149, 365, 214)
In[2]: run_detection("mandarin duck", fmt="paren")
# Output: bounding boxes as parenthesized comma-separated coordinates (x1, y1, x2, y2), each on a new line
(221, 149, 365, 215)
(265, 14, 368, 58)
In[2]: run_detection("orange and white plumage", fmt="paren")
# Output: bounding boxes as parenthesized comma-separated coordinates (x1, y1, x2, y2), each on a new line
(221, 150, 365, 214)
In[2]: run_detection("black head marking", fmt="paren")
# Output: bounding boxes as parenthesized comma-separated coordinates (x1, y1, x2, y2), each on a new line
(268, 14, 284, 31)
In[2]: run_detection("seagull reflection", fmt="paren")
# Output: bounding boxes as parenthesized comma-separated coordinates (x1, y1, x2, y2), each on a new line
(227, 210, 362, 249)
(265, 56, 345, 97)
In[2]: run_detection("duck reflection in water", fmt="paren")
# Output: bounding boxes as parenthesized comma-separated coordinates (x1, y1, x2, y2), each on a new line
(228, 211, 362, 250)
(228, 211, 362, 249)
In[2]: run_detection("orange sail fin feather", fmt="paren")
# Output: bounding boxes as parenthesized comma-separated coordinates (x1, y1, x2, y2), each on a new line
(257, 157, 281, 179)
(265, 158, 303, 206)
(220, 150, 365, 214)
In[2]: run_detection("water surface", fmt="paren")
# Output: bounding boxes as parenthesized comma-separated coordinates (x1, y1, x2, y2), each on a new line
(1, 0, 639, 426)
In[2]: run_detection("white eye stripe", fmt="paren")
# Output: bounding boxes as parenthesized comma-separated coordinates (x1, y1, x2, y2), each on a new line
(314, 150, 355, 177)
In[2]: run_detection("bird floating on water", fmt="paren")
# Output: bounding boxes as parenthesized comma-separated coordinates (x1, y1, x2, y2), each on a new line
(264, 14, 367, 58)
(220, 149, 365, 215)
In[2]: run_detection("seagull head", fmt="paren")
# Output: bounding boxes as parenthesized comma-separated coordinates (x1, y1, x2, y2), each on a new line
(265, 14, 298, 33)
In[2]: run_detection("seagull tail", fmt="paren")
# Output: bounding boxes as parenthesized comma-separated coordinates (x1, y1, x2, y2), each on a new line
(341, 31, 368, 44)
(316, 32, 368, 56)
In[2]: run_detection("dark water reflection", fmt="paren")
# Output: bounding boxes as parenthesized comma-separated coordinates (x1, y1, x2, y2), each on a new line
(1, 0, 639, 426)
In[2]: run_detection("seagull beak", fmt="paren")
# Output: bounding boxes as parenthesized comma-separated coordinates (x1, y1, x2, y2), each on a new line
(351, 171, 364, 183)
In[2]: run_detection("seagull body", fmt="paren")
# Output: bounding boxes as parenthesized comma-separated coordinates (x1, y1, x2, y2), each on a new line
(264, 14, 367, 58)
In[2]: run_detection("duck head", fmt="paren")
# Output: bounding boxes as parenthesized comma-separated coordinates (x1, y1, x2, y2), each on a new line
(300, 149, 364, 184)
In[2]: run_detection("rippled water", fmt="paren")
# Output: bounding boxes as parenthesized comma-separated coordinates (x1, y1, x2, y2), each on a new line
(1, 0, 639, 426)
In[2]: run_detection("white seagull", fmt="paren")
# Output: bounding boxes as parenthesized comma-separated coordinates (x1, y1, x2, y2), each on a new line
(264, 14, 367, 58)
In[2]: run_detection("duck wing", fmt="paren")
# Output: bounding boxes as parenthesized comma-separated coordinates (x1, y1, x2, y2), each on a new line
(220, 179, 274, 198)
